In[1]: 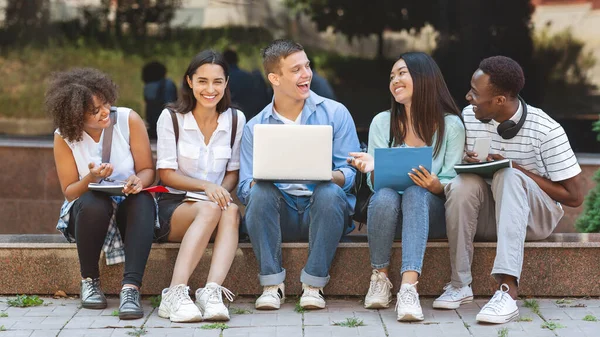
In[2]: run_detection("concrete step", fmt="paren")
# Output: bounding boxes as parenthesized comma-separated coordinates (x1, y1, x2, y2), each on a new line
(1, 233, 599, 297)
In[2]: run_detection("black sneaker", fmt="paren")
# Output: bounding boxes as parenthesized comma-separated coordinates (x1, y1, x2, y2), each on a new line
(80, 278, 107, 309)
(119, 287, 143, 320)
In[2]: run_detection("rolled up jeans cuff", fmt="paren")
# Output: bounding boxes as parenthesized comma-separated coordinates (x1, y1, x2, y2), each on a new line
(300, 269, 330, 288)
(258, 268, 286, 286)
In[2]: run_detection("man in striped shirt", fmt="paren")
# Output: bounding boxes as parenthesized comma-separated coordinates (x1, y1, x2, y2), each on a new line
(433, 56, 583, 324)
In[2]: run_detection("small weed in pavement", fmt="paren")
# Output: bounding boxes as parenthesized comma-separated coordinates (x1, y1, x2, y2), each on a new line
(0, 312, 7, 318)
(294, 301, 306, 313)
(126, 328, 147, 336)
(111, 310, 119, 317)
(523, 299, 540, 315)
(583, 315, 597, 322)
(0, 325, 5, 331)
(541, 321, 565, 330)
(230, 307, 252, 315)
(149, 295, 161, 308)
(464, 322, 471, 328)
(555, 298, 573, 305)
(498, 327, 509, 337)
(201, 323, 229, 330)
(333, 318, 365, 328)
(7, 295, 44, 307)
(516, 316, 532, 322)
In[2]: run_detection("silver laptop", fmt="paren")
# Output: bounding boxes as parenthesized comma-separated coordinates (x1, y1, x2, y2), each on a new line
(253, 124, 333, 182)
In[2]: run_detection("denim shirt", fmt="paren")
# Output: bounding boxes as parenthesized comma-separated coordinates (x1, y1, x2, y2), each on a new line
(237, 91, 361, 209)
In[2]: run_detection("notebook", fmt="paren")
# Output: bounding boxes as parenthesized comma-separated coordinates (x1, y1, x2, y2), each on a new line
(454, 159, 512, 179)
(374, 147, 433, 193)
(253, 124, 333, 183)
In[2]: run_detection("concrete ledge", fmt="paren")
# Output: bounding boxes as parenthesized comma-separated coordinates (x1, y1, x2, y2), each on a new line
(1, 234, 599, 297)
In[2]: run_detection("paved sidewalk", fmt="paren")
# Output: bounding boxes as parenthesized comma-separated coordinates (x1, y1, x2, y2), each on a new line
(1, 296, 599, 336)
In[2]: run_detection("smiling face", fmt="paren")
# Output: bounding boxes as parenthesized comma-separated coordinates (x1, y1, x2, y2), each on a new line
(389, 58, 414, 105)
(466, 69, 500, 121)
(268, 50, 312, 101)
(186, 63, 228, 110)
(83, 95, 111, 131)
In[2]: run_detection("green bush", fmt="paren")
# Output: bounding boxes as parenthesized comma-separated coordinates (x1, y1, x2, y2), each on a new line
(575, 118, 600, 233)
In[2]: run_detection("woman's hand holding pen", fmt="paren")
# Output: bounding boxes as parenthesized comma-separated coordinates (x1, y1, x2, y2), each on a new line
(123, 175, 143, 195)
(408, 165, 444, 195)
(347, 152, 375, 173)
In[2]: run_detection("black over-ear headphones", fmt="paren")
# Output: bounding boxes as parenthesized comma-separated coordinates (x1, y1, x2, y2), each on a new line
(480, 95, 527, 140)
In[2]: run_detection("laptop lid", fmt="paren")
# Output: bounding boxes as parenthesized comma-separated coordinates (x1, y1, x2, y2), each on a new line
(253, 124, 333, 182)
(374, 147, 433, 193)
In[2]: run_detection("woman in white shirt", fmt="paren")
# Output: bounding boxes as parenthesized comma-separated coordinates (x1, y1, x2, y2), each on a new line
(156, 50, 246, 323)
(49, 68, 156, 320)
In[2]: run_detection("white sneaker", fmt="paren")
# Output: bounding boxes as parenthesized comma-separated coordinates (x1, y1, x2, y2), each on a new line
(300, 283, 326, 310)
(364, 270, 393, 309)
(433, 283, 474, 309)
(255, 283, 285, 310)
(158, 284, 203, 322)
(396, 282, 424, 321)
(195, 282, 234, 321)
(476, 284, 519, 324)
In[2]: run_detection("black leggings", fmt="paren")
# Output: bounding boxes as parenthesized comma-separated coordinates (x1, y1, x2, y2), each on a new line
(68, 191, 155, 288)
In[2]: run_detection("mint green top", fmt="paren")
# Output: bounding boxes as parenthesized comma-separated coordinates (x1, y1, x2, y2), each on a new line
(367, 111, 466, 191)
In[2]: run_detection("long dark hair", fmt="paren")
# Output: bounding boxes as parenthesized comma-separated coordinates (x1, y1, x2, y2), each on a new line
(168, 50, 232, 114)
(390, 52, 461, 157)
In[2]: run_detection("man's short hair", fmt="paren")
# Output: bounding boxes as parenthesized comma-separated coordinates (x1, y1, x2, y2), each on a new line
(223, 49, 238, 66)
(262, 39, 304, 75)
(478, 56, 525, 98)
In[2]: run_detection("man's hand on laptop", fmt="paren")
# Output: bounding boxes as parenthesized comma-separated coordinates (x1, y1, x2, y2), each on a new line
(204, 183, 233, 210)
(348, 152, 374, 173)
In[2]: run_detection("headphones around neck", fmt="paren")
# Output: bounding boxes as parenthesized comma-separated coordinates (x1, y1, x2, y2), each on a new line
(480, 95, 527, 140)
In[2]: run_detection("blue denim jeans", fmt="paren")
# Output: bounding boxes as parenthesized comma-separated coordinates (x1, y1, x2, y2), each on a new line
(243, 181, 351, 287)
(367, 186, 446, 275)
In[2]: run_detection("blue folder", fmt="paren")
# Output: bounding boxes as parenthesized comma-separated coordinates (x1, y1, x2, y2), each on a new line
(374, 147, 433, 193)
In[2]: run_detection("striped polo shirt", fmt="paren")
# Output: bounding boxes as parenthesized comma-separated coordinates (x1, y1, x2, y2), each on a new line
(462, 101, 581, 182)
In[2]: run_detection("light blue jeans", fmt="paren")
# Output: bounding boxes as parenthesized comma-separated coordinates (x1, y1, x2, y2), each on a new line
(367, 186, 446, 275)
(244, 181, 351, 287)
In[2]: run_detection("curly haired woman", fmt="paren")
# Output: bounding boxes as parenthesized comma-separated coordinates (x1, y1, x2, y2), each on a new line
(48, 68, 156, 319)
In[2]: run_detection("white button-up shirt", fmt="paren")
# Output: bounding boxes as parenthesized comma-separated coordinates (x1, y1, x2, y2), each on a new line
(156, 108, 246, 193)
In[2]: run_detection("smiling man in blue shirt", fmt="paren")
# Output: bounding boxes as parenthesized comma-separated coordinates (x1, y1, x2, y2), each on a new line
(238, 39, 360, 311)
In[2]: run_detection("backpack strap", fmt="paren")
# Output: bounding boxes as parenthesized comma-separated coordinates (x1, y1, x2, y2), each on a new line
(230, 108, 238, 149)
(168, 108, 179, 146)
(101, 107, 118, 163)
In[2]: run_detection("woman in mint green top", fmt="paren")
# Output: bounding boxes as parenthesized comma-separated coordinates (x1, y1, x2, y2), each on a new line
(348, 52, 465, 322)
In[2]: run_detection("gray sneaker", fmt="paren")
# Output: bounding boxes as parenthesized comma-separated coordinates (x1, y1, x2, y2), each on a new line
(119, 287, 144, 320)
(80, 278, 107, 309)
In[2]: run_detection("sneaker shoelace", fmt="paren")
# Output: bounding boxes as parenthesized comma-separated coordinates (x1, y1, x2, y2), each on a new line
(83, 278, 102, 299)
(172, 284, 194, 305)
(482, 284, 511, 313)
(368, 276, 392, 296)
(121, 287, 139, 306)
(442, 283, 462, 299)
(206, 285, 235, 303)
(262, 285, 282, 300)
(397, 283, 419, 308)
(303, 286, 324, 299)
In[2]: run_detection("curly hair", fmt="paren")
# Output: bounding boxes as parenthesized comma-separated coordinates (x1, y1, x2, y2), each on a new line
(45, 68, 118, 142)
(478, 56, 525, 98)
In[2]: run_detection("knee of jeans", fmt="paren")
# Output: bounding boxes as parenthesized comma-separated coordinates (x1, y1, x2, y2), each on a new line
(312, 182, 346, 206)
(445, 174, 486, 200)
(76, 191, 113, 218)
(369, 187, 400, 209)
(248, 181, 280, 204)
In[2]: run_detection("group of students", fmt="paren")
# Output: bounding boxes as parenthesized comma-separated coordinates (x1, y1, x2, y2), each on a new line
(47, 39, 583, 325)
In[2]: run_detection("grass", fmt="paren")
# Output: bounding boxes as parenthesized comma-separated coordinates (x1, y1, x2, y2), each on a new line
(523, 299, 540, 315)
(7, 295, 44, 307)
(229, 307, 252, 315)
(126, 328, 147, 336)
(149, 295, 161, 309)
(498, 327, 509, 337)
(111, 310, 119, 317)
(0, 325, 5, 331)
(0, 312, 7, 318)
(201, 323, 229, 330)
(294, 300, 306, 313)
(583, 314, 597, 322)
(516, 316, 532, 322)
(555, 298, 573, 305)
(332, 317, 365, 328)
(541, 321, 565, 330)
(463, 322, 471, 328)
